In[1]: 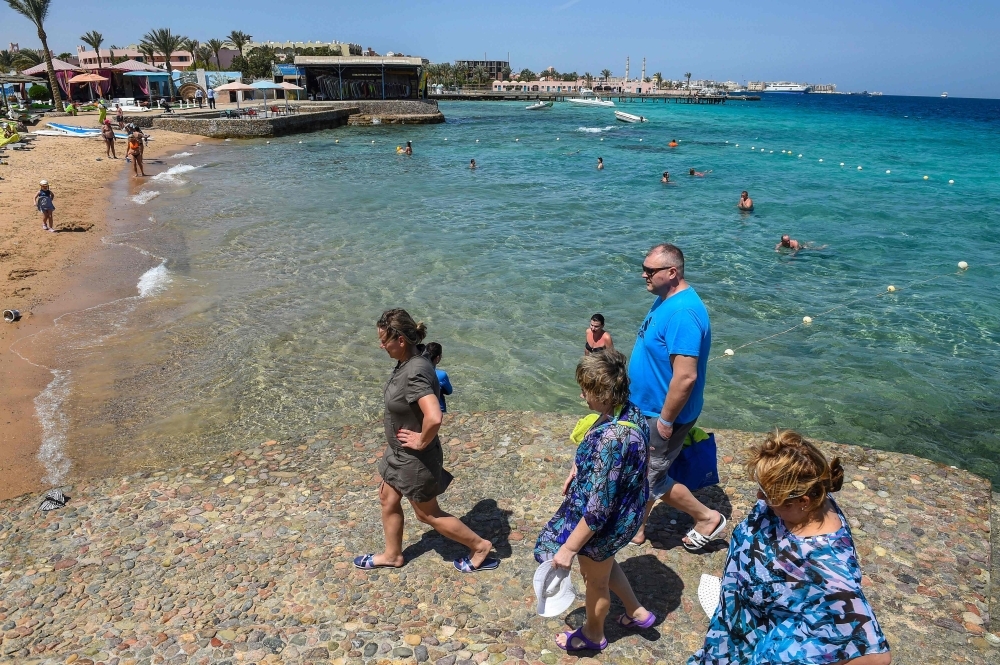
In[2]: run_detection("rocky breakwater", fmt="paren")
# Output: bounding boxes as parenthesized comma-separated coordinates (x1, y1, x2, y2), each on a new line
(301, 101, 445, 126)
(0, 412, 996, 665)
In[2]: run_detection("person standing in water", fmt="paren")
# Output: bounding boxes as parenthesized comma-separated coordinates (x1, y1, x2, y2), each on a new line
(661, 171, 671, 183)
(585, 313, 614, 355)
(597, 157, 604, 170)
(738, 191, 754, 211)
(355, 309, 498, 573)
(425, 342, 454, 413)
(404, 141, 413, 156)
(669, 139, 678, 148)
(127, 131, 146, 177)
(470, 159, 476, 169)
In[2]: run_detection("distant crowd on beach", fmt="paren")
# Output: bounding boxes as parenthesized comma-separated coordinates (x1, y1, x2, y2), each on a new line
(360, 242, 890, 664)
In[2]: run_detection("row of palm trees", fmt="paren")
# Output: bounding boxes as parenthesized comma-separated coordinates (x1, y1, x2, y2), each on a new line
(3, 0, 254, 111)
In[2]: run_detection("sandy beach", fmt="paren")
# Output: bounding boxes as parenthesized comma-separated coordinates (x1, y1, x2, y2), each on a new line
(0, 111, 198, 501)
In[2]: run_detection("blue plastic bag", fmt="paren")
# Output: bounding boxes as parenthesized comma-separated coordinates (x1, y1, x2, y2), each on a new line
(667, 432, 720, 491)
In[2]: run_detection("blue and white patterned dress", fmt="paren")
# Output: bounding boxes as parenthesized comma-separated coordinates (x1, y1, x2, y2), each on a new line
(689, 498, 890, 664)
(534, 402, 649, 563)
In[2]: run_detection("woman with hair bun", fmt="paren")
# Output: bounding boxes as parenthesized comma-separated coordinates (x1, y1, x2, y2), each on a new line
(354, 308, 497, 573)
(535, 350, 655, 653)
(690, 430, 890, 665)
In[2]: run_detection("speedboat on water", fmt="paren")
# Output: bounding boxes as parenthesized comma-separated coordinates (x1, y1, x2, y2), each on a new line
(941, 92, 948, 98)
(614, 110, 647, 123)
(569, 96, 615, 107)
(525, 100, 553, 110)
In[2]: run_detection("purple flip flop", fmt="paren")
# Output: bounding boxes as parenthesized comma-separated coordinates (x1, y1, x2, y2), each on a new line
(618, 610, 657, 630)
(556, 627, 607, 652)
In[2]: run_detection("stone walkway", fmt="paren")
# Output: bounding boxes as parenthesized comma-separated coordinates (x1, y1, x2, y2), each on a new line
(1, 412, 996, 665)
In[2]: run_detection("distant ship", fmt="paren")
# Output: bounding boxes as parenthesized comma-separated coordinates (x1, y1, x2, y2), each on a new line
(941, 92, 948, 98)
(764, 82, 811, 93)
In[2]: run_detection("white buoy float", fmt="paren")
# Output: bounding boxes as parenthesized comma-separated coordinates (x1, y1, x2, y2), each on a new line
(958, 261, 969, 270)
(819, 159, 824, 162)
(751, 146, 755, 149)
(885, 170, 890, 174)
(887, 285, 896, 292)
(724, 349, 735, 356)
(225, 138, 231, 141)
(948, 179, 954, 184)
(798, 154, 803, 158)
(923, 175, 929, 180)
(556, 138, 560, 141)
(803, 316, 813, 324)
(639, 138, 643, 142)
(735, 144, 739, 147)
(726, 140, 729, 143)
(858, 166, 863, 170)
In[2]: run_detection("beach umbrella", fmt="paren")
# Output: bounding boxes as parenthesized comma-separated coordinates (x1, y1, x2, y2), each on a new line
(279, 81, 303, 108)
(250, 80, 283, 105)
(68, 73, 109, 102)
(213, 81, 257, 108)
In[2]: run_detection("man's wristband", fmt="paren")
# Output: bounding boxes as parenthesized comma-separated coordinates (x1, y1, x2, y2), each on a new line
(657, 417, 673, 427)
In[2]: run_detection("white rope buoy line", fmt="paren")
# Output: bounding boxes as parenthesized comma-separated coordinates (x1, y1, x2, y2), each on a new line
(710, 260, 982, 362)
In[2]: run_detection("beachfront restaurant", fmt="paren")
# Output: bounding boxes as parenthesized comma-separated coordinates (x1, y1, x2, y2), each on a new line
(293, 56, 426, 101)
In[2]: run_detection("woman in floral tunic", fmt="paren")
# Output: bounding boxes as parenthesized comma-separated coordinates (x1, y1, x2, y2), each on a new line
(534, 350, 656, 652)
(690, 429, 891, 665)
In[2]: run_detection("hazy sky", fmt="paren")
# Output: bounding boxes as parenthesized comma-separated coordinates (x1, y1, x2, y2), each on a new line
(3, 0, 998, 97)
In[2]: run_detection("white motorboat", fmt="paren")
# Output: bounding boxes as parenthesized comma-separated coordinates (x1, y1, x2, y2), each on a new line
(525, 100, 553, 110)
(568, 96, 615, 107)
(614, 110, 647, 123)
(941, 92, 948, 98)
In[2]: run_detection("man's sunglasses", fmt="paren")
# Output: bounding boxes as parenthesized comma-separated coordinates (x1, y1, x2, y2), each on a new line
(641, 264, 676, 277)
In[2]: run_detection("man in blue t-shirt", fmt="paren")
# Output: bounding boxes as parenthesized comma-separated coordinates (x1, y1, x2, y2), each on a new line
(628, 243, 726, 550)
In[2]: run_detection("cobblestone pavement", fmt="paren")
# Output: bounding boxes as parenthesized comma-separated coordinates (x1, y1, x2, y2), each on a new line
(1, 412, 996, 664)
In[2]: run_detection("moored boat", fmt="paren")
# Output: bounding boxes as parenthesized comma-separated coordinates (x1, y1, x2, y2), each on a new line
(614, 110, 647, 123)
(568, 96, 615, 107)
(525, 101, 553, 110)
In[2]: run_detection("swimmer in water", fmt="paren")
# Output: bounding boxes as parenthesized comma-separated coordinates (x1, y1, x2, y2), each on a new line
(404, 141, 412, 156)
(689, 168, 711, 177)
(668, 139, 678, 148)
(661, 171, 670, 183)
(597, 157, 604, 170)
(776, 235, 828, 255)
(470, 159, 476, 169)
(738, 190, 754, 211)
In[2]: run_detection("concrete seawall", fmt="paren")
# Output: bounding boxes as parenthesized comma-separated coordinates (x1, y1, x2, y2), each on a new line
(300, 100, 445, 126)
(150, 108, 357, 139)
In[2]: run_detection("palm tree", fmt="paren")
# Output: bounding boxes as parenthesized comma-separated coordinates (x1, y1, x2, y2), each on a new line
(5, 0, 64, 110)
(143, 28, 187, 98)
(182, 38, 199, 69)
(12, 48, 42, 71)
(600, 68, 612, 81)
(138, 41, 156, 65)
(653, 72, 663, 88)
(0, 50, 15, 73)
(226, 30, 252, 55)
(685, 72, 692, 91)
(195, 45, 214, 69)
(584, 72, 593, 88)
(80, 30, 104, 69)
(206, 38, 226, 70)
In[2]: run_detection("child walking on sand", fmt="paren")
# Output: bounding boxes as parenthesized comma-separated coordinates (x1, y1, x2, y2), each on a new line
(34, 180, 55, 232)
(426, 342, 454, 413)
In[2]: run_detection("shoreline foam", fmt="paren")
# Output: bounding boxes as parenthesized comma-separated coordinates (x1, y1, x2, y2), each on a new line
(0, 115, 200, 500)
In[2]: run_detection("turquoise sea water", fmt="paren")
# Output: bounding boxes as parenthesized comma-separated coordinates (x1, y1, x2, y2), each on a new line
(58, 96, 1000, 484)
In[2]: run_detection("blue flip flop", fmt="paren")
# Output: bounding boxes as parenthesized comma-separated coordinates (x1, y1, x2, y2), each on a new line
(556, 627, 607, 652)
(453, 556, 500, 573)
(353, 554, 399, 570)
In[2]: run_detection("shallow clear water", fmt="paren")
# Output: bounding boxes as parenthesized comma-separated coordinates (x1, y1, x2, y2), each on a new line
(60, 95, 1000, 484)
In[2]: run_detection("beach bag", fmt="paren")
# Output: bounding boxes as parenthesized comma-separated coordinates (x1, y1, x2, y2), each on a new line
(667, 430, 719, 491)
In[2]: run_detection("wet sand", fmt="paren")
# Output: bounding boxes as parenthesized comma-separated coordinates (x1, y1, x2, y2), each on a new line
(0, 112, 198, 500)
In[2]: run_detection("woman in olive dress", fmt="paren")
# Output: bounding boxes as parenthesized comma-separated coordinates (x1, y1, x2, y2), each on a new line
(354, 308, 498, 573)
